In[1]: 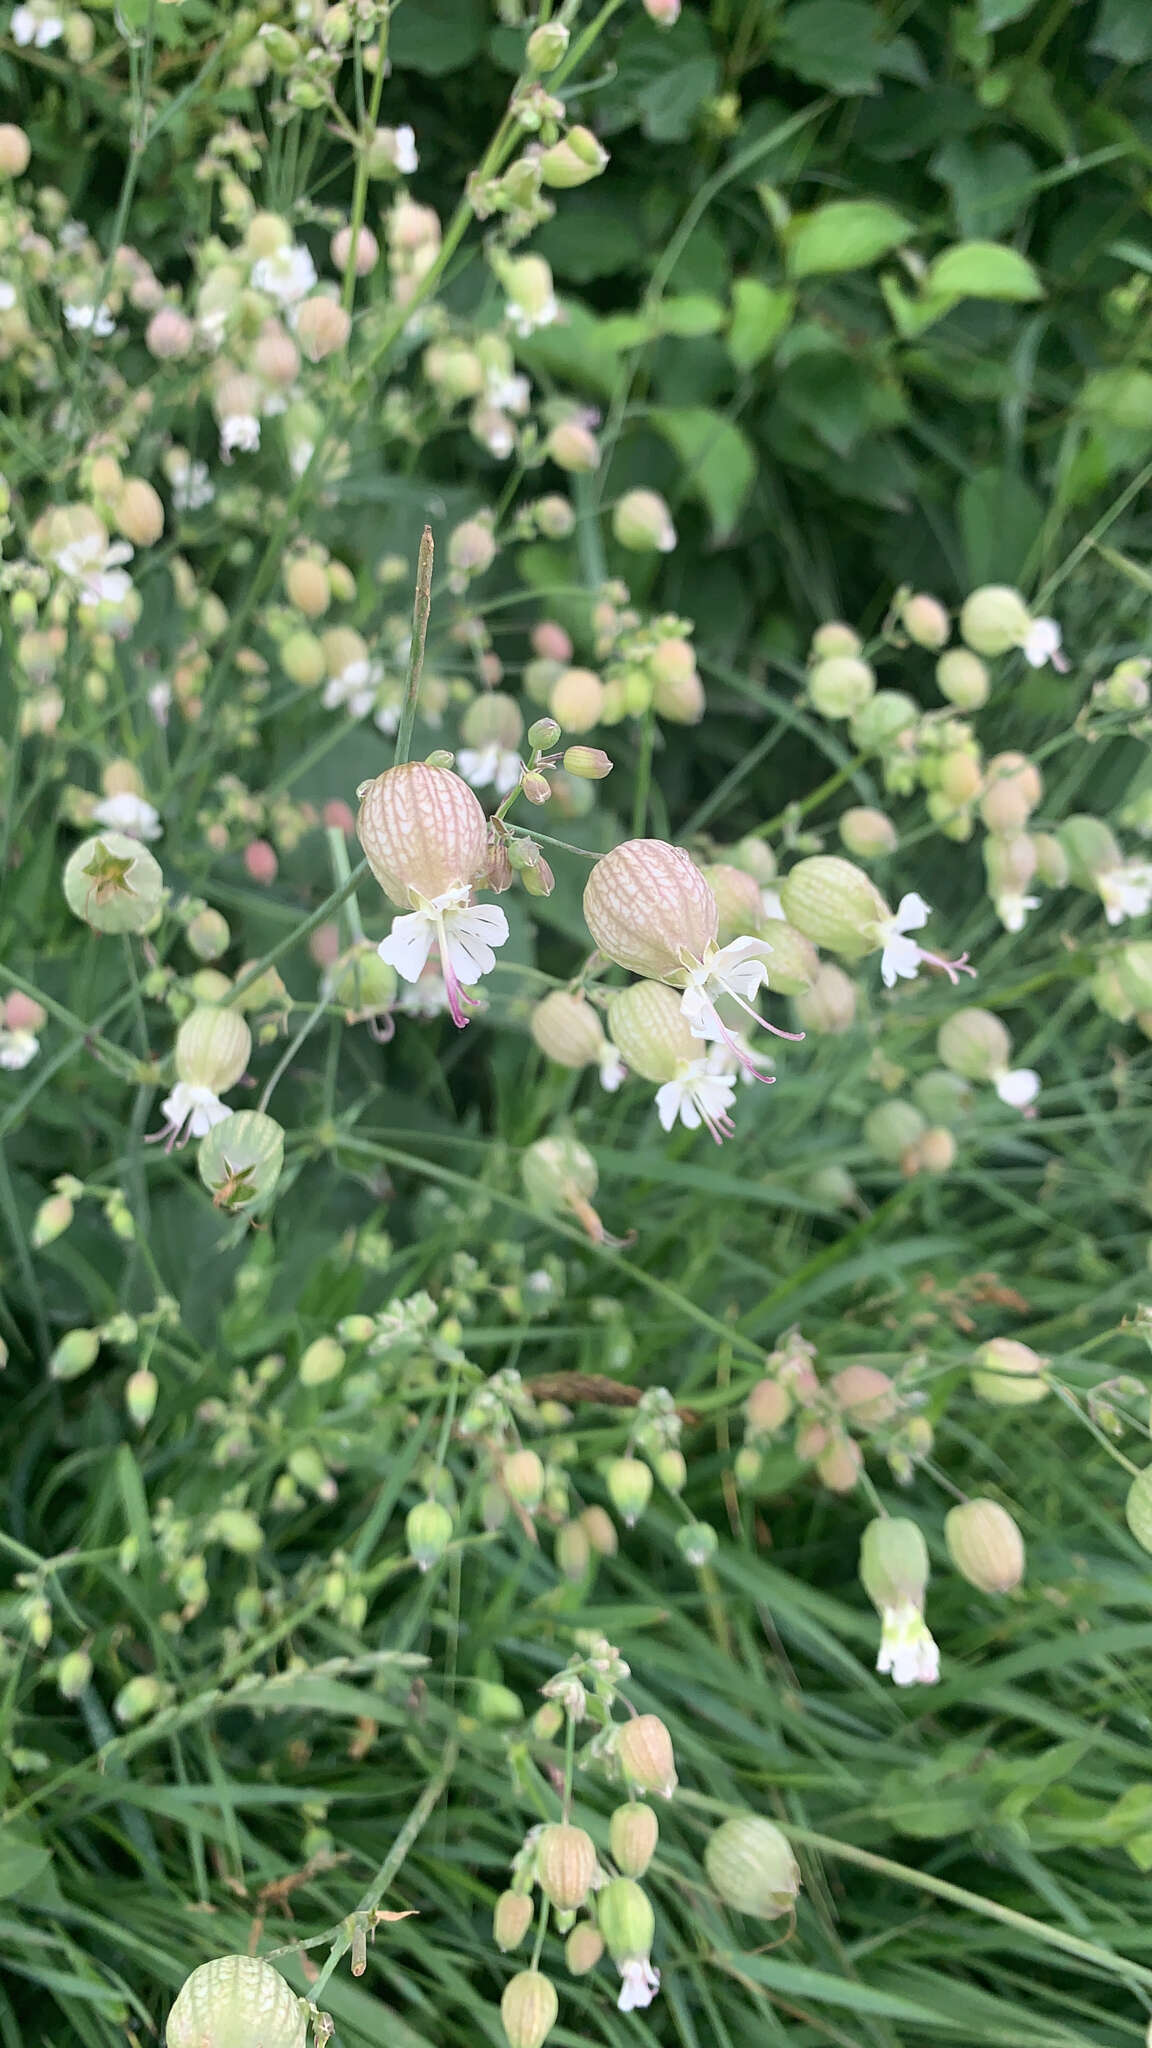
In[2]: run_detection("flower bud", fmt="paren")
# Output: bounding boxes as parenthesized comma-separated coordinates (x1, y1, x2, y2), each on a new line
(864, 1100, 925, 1165)
(945, 1498, 1025, 1591)
(528, 716, 562, 753)
(210, 1507, 264, 1555)
(175, 1006, 251, 1094)
(114, 478, 164, 548)
(838, 807, 897, 859)
(616, 1713, 676, 1797)
(1059, 813, 1122, 887)
(793, 960, 857, 1034)
(581, 1504, 618, 1557)
(50, 1328, 101, 1381)
(914, 1125, 956, 1174)
(612, 489, 676, 554)
(701, 862, 764, 946)
(778, 856, 885, 959)
(357, 762, 489, 908)
(585, 840, 718, 980)
(64, 832, 164, 934)
(936, 1006, 1011, 1081)
(605, 1456, 653, 1526)
(597, 1875, 655, 1958)
(859, 1515, 928, 1612)
(555, 1520, 593, 1580)
(166, 1957, 306, 2048)
(565, 1923, 604, 1974)
(549, 666, 604, 733)
(809, 656, 875, 721)
(114, 1674, 172, 1725)
(406, 1498, 454, 1569)
(745, 1377, 792, 1436)
(0, 124, 31, 178)
(643, 0, 681, 21)
(57, 1648, 93, 1700)
(494, 1890, 534, 1953)
(562, 746, 612, 782)
(184, 907, 230, 962)
(540, 128, 610, 189)
(295, 294, 351, 361)
(610, 1802, 658, 1878)
(546, 419, 600, 472)
(536, 1823, 598, 1910)
(1125, 1468, 1152, 1554)
(971, 1337, 1049, 1406)
(900, 592, 950, 649)
(647, 637, 704, 723)
(126, 1367, 158, 1429)
(299, 1336, 346, 1386)
(521, 1136, 603, 1241)
(32, 1192, 74, 1248)
(811, 621, 860, 659)
(704, 1814, 800, 1918)
(936, 647, 989, 709)
(850, 688, 918, 752)
(531, 992, 608, 1070)
(501, 1971, 558, 2048)
(503, 1448, 546, 1510)
(526, 20, 569, 69)
(831, 1365, 897, 1426)
(979, 752, 1042, 833)
(961, 582, 1035, 657)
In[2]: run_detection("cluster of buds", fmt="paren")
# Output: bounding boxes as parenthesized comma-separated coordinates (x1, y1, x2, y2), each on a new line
(737, 1329, 930, 1496)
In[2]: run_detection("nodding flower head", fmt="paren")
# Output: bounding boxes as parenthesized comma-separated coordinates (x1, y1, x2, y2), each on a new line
(530, 990, 625, 1090)
(152, 1004, 251, 1151)
(608, 980, 740, 1143)
(584, 839, 718, 981)
(859, 1515, 939, 1688)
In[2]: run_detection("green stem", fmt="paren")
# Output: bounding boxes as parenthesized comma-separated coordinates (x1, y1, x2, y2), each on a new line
(257, 996, 330, 1115)
(339, 21, 390, 317)
(395, 526, 436, 767)
(227, 858, 372, 1006)
(327, 826, 366, 946)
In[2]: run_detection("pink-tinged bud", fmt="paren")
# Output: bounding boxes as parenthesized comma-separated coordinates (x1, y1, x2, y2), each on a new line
(971, 1337, 1049, 1406)
(501, 1971, 558, 2048)
(1125, 1469, 1152, 1554)
(284, 557, 331, 617)
(165, 1957, 305, 2048)
(6, 991, 45, 1033)
(945, 1498, 1025, 1591)
(331, 224, 379, 275)
(745, 1377, 792, 1436)
(323, 799, 356, 837)
(607, 981, 696, 1081)
(146, 305, 194, 358)
(793, 961, 856, 1034)
(936, 1006, 1011, 1081)
(936, 646, 989, 709)
(979, 752, 1042, 833)
(831, 1365, 897, 1426)
(610, 1802, 659, 1878)
(585, 839, 718, 980)
(546, 420, 600, 473)
(705, 1815, 800, 1918)
(937, 749, 983, 806)
(959, 584, 1031, 657)
(563, 746, 612, 782)
(606, 1456, 653, 1526)
(536, 1823, 598, 1909)
(357, 762, 489, 908)
(565, 1923, 604, 1975)
(494, 1890, 534, 1953)
(811, 621, 861, 659)
(900, 592, 950, 649)
(913, 1125, 956, 1174)
(503, 1448, 545, 1511)
(1030, 832, 1067, 889)
(817, 1433, 862, 1492)
(0, 124, 31, 177)
(534, 494, 576, 539)
(449, 517, 498, 584)
(864, 1099, 925, 1164)
(114, 477, 164, 548)
(532, 621, 572, 663)
(700, 863, 763, 946)
(295, 295, 350, 361)
(125, 1367, 158, 1428)
(643, 0, 681, 21)
(809, 656, 875, 720)
(252, 325, 301, 386)
(581, 1504, 618, 1557)
(244, 838, 279, 885)
(550, 667, 604, 733)
(32, 1192, 74, 1248)
(530, 991, 608, 1069)
(839, 807, 897, 859)
(779, 856, 885, 958)
(616, 1713, 677, 1797)
(613, 488, 676, 554)
(648, 637, 704, 723)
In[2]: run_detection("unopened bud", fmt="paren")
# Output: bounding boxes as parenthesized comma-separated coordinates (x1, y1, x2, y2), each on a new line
(555, 1519, 593, 1580)
(494, 1890, 534, 1952)
(652, 1447, 686, 1493)
(125, 1367, 158, 1428)
(521, 773, 552, 807)
(406, 1498, 454, 1569)
(945, 1498, 1025, 1591)
(57, 1647, 93, 1700)
(936, 647, 989, 709)
(778, 856, 885, 958)
(0, 124, 31, 177)
(500, 1970, 558, 2048)
(565, 1922, 604, 1975)
(831, 1365, 897, 1427)
(32, 1192, 74, 1248)
(563, 745, 612, 779)
(959, 584, 1031, 657)
(971, 1337, 1049, 1406)
(525, 20, 569, 69)
(809, 656, 875, 721)
(540, 128, 610, 190)
(550, 667, 605, 733)
(536, 1823, 598, 1910)
(838, 807, 897, 859)
(299, 1336, 346, 1386)
(581, 1504, 618, 1557)
(704, 1814, 800, 1918)
(612, 488, 676, 554)
(114, 1673, 172, 1725)
(610, 1802, 659, 1878)
(546, 420, 600, 472)
(616, 1713, 677, 1797)
(605, 1456, 652, 1526)
(528, 716, 562, 751)
(979, 752, 1042, 833)
(746, 1377, 792, 1436)
(50, 1327, 100, 1381)
(503, 1447, 546, 1510)
(899, 591, 949, 649)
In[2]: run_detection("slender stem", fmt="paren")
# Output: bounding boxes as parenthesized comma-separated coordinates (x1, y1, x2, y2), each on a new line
(0, 968, 141, 1079)
(257, 996, 330, 1114)
(340, 21, 390, 316)
(632, 707, 656, 838)
(327, 826, 366, 946)
(395, 526, 435, 767)
(227, 858, 371, 1006)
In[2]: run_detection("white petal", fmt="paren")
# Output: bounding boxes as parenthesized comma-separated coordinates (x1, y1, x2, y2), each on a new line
(598, 1050, 627, 1092)
(680, 984, 722, 1043)
(895, 892, 931, 934)
(995, 1067, 1040, 1108)
(378, 911, 435, 984)
(881, 935, 922, 987)
(654, 1081, 683, 1132)
(0, 1031, 38, 1071)
(441, 902, 509, 984)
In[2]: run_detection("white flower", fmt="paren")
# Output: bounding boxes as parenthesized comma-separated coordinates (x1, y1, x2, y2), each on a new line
(393, 124, 418, 174)
(63, 301, 115, 337)
(0, 1029, 39, 1071)
(457, 742, 522, 797)
(170, 458, 214, 512)
(373, 693, 403, 736)
(377, 883, 509, 1030)
(1097, 862, 1152, 927)
(598, 1043, 626, 1092)
(876, 1601, 940, 1687)
(0, 282, 16, 313)
(148, 683, 172, 727)
(12, 4, 64, 46)
(874, 892, 974, 990)
(678, 935, 798, 1079)
(655, 1060, 737, 1144)
(617, 1959, 661, 2013)
(505, 289, 559, 338)
(92, 791, 162, 841)
(994, 1066, 1040, 1110)
(157, 1082, 230, 1147)
(322, 659, 379, 720)
(1023, 616, 1067, 671)
(54, 532, 134, 606)
(994, 890, 1040, 935)
(760, 887, 785, 921)
(486, 368, 530, 414)
(250, 242, 317, 307)
(220, 413, 261, 458)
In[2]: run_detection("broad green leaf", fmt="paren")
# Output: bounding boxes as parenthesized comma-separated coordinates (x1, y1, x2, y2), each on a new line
(649, 407, 756, 539)
(959, 469, 1043, 585)
(978, 0, 1040, 26)
(1090, 0, 1152, 61)
(773, 0, 889, 94)
(1078, 366, 1152, 432)
(727, 279, 796, 370)
(930, 136, 1036, 239)
(785, 199, 911, 277)
(653, 294, 727, 337)
(924, 239, 1044, 301)
(389, 0, 486, 73)
(0, 1839, 52, 1901)
(638, 53, 720, 141)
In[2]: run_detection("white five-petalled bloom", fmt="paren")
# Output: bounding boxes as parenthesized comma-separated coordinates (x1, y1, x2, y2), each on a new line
(220, 412, 261, 459)
(679, 936, 799, 1080)
(457, 741, 523, 798)
(994, 1066, 1040, 1111)
(392, 124, 418, 174)
(158, 1082, 230, 1147)
(54, 532, 134, 607)
(322, 659, 380, 720)
(1022, 616, 1067, 672)
(169, 457, 214, 512)
(875, 1601, 940, 1687)
(874, 892, 974, 990)
(251, 243, 317, 307)
(377, 883, 509, 1031)
(655, 1060, 737, 1145)
(1097, 861, 1152, 927)
(12, 4, 64, 46)
(617, 1959, 661, 2014)
(63, 301, 116, 337)
(92, 792, 162, 842)
(0, 1029, 39, 1071)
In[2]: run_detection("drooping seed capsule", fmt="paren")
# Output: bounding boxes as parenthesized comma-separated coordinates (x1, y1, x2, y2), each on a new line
(615, 1714, 677, 1798)
(175, 1007, 252, 1094)
(530, 991, 608, 1069)
(500, 1969, 558, 2048)
(406, 1498, 454, 1569)
(583, 839, 718, 981)
(778, 856, 886, 959)
(944, 1498, 1025, 1591)
(357, 761, 489, 908)
(605, 1456, 653, 1527)
(197, 1110, 285, 1215)
(610, 1802, 659, 1878)
(704, 1814, 800, 1918)
(536, 1823, 598, 1910)
(165, 1955, 308, 2048)
(606, 980, 697, 1082)
(494, 1889, 534, 1953)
